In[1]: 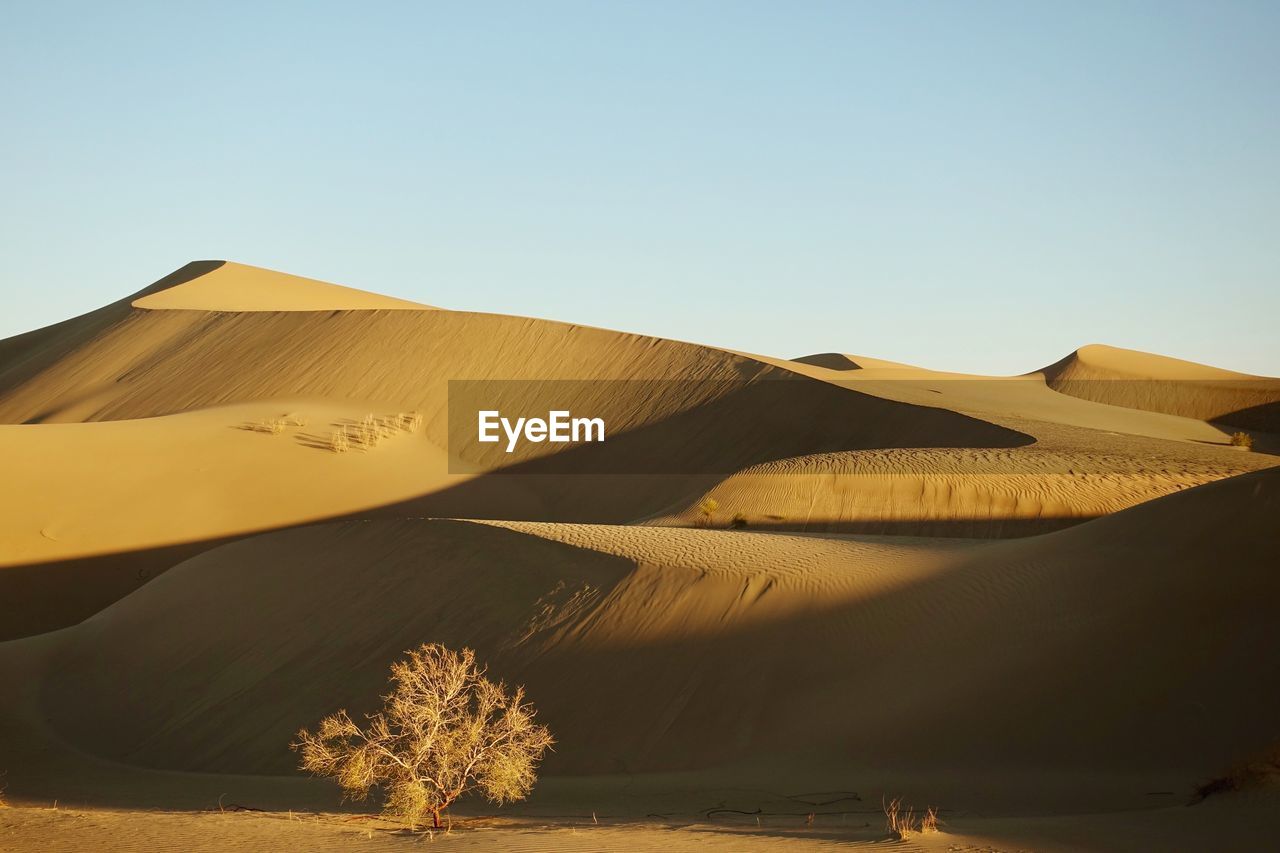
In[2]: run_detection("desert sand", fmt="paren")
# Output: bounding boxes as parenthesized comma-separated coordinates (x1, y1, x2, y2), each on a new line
(1, 261, 1277, 851)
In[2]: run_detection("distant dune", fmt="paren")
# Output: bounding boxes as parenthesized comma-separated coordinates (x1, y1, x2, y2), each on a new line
(1039, 343, 1280, 430)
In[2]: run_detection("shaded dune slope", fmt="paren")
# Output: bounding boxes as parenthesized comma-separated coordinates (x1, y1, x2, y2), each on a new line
(0, 261, 222, 411)
(38, 467, 1280, 788)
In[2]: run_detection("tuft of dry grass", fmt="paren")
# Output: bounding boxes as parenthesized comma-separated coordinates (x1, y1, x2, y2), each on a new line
(1229, 431, 1253, 450)
(327, 412, 422, 454)
(883, 797, 916, 840)
(243, 419, 287, 435)
(883, 796, 940, 839)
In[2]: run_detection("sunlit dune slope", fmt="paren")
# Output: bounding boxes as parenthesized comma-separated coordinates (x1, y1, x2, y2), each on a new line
(649, 439, 1275, 536)
(32, 467, 1279, 789)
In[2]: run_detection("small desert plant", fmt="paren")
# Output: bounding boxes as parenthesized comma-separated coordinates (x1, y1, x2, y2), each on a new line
(328, 413, 417, 453)
(244, 419, 287, 435)
(730, 512, 748, 529)
(883, 796, 940, 839)
(883, 796, 916, 840)
(1229, 431, 1253, 450)
(281, 413, 308, 427)
(294, 644, 553, 830)
(353, 413, 401, 448)
(357, 414, 381, 449)
(696, 498, 719, 526)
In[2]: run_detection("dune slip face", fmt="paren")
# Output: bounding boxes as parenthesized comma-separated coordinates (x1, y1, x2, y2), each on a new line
(1, 261, 1278, 852)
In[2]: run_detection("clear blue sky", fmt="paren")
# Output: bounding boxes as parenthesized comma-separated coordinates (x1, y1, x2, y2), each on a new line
(2, 1, 1277, 375)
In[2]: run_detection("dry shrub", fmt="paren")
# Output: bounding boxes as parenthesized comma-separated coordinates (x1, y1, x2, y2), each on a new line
(884, 796, 940, 839)
(696, 498, 719, 526)
(355, 414, 403, 448)
(357, 414, 383, 449)
(328, 413, 419, 454)
(281, 413, 308, 427)
(883, 796, 916, 840)
(1229, 431, 1253, 450)
(244, 419, 287, 435)
(294, 644, 553, 830)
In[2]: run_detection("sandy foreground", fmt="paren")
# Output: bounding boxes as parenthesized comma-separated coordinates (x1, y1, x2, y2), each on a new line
(1, 261, 1277, 851)
(4, 793, 1279, 852)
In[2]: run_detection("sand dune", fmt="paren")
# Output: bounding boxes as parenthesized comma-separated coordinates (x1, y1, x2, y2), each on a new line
(0, 464, 1271, 853)
(26, 467, 1278, 785)
(0, 400, 488, 638)
(0, 263, 1273, 631)
(2, 261, 1277, 851)
(1, 261, 1062, 635)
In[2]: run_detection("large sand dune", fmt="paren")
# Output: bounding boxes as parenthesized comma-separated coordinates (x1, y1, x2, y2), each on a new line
(2, 261, 1277, 850)
(1, 466, 1275, 849)
(30, 466, 1278, 783)
(3, 264, 1270, 635)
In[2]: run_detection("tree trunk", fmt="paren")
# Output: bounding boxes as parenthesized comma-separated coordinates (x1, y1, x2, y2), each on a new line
(432, 809, 441, 829)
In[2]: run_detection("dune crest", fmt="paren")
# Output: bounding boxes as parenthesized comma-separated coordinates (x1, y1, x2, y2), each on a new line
(1046, 343, 1268, 382)
(131, 260, 432, 311)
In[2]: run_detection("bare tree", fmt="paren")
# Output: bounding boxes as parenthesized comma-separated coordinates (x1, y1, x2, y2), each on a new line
(294, 644, 554, 829)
